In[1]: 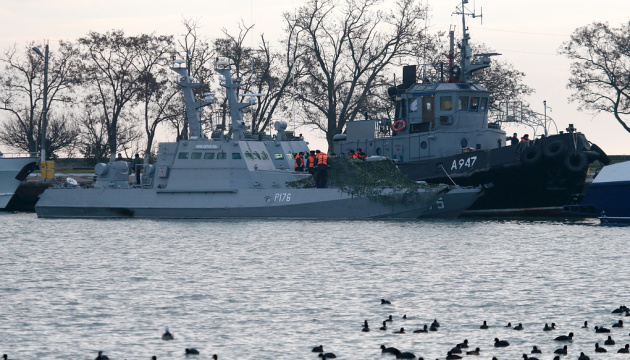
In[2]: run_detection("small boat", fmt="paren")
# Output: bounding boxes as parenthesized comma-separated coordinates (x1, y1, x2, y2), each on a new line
(0, 154, 38, 210)
(564, 160, 630, 223)
(36, 58, 476, 219)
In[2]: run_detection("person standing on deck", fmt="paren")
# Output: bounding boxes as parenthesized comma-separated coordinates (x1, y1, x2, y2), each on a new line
(133, 154, 143, 184)
(307, 150, 316, 174)
(294, 152, 304, 172)
(315, 150, 328, 188)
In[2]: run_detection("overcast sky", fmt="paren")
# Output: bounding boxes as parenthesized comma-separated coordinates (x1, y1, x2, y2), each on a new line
(1, 0, 629, 155)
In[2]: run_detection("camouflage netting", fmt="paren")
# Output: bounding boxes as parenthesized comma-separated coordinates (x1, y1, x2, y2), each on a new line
(288, 156, 446, 205)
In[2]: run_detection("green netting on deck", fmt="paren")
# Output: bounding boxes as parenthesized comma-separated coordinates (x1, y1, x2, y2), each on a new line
(288, 156, 446, 205)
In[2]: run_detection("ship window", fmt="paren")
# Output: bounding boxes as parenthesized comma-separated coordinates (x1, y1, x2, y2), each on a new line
(460, 139, 468, 147)
(286, 153, 294, 159)
(244, 152, 254, 160)
(252, 152, 261, 160)
(204, 152, 215, 159)
(217, 152, 227, 160)
(422, 98, 432, 112)
(177, 152, 189, 159)
(261, 152, 269, 160)
(456, 84, 470, 89)
(409, 99, 418, 112)
(470, 97, 480, 111)
(421, 141, 428, 150)
(458, 96, 469, 110)
(480, 97, 488, 110)
(191, 152, 202, 159)
(440, 96, 453, 111)
(375, 147, 382, 155)
(232, 152, 242, 159)
(274, 153, 284, 160)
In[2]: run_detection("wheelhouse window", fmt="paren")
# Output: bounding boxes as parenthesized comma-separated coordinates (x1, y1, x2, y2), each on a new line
(409, 98, 419, 112)
(440, 96, 453, 111)
(204, 152, 215, 159)
(458, 96, 469, 110)
(274, 153, 284, 160)
(261, 152, 269, 160)
(252, 152, 262, 160)
(286, 153, 294, 159)
(470, 97, 480, 111)
(244, 152, 254, 160)
(191, 152, 202, 159)
(217, 152, 227, 160)
(232, 152, 242, 159)
(480, 97, 488, 111)
(177, 152, 189, 159)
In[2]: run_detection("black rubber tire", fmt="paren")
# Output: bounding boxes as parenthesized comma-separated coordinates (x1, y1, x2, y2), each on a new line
(543, 140, 567, 159)
(590, 143, 610, 165)
(564, 150, 588, 172)
(521, 146, 542, 165)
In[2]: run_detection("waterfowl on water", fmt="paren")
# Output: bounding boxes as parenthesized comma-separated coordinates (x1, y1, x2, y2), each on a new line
(494, 338, 510, 347)
(449, 344, 462, 354)
(505, 322, 512, 327)
(152, 357, 157, 360)
(412, 325, 428, 333)
(604, 335, 615, 345)
(613, 320, 624, 328)
(618, 344, 630, 353)
(312, 345, 323, 353)
(531, 345, 541, 354)
(381, 345, 401, 355)
(480, 321, 489, 329)
(393, 327, 405, 334)
(554, 345, 567, 355)
(466, 347, 480, 355)
(185, 348, 199, 355)
(522, 354, 539, 360)
(385, 315, 393, 322)
(318, 352, 336, 358)
(446, 351, 462, 360)
(379, 321, 387, 330)
(554, 332, 573, 341)
(595, 343, 607, 353)
(402, 314, 407, 319)
(162, 326, 174, 340)
(396, 351, 416, 359)
(578, 352, 590, 360)
(458, 339, 468, 348)
(514, 323, 523, 330)
(95, 351, 110, 360)
(543, 322, 556, 331)
(431, 319, 440, 327)
(582, 321, 588, 328)
(381, 299, 391, 305)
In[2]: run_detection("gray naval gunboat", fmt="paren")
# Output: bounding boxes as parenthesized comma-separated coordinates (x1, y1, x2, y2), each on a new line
(36, 57, 480, 219)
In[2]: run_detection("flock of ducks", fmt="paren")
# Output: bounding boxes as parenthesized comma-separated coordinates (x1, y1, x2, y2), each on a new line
(309, 303, 630, 359)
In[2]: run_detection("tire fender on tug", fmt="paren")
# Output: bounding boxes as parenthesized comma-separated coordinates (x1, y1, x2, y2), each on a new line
(543, 140, 567, 159)
(521, 146, 542, 165)
(564, 150, 588, 172)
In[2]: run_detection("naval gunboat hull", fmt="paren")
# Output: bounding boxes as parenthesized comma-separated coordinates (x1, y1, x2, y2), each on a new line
(35, 187, 451, 219)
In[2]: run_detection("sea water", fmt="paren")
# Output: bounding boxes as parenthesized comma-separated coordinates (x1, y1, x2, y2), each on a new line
(1, 213, 629, 359)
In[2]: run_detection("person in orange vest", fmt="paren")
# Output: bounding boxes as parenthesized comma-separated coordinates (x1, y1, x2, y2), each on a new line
(307, 150, 316, 174)
(348, 149, 357, 158)
(314, 150, 328, 188)
(356, 148, 367, 160)
(294, 152, 304, 172)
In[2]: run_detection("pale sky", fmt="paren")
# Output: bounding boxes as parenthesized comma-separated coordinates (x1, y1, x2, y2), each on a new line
(1, 0, 629, 155)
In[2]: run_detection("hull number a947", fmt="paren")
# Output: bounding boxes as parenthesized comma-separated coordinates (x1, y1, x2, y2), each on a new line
(451, 156, 477, 170)
(274, 193, 291, 202)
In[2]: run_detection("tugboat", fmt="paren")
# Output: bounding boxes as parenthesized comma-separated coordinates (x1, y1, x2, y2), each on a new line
(35, 57, 478, 219)
(0, 153, 38, 210)
(332, 0, 609, 216)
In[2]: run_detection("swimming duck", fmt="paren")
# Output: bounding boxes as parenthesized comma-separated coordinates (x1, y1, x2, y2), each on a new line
(578, 352, 590, 360)
(522, 354, 539, 360)
(381, 299, 392, 305)
(595, 343, 607, 353)
(613, 320, 624, 328)
(381, 345, 400, 355)
(514, 323, 523, 330)
(151, 357, 156, 360)
(582, 321, 588, 328)
(380, 321, 387, 330)
(95, 351, 110, 360)
(431, 319, 440, 327)
(531, 345, 541, 354)
(412, 325, 428, 333)
(445, 351, 462, 360)
(466, 347, 480, 355)
(185, 348, 199, 355)
(449, 345, 462, 354)
(385, 315, 393, 322)
(312, 345, 323, 353)
(480, 321, 489, 329)
(458, 339, 468, 348)
(393, 327, 405, 334)
(554, 345, 567, 355)
(2, 355, 6, 360)
(212, 356, 217, 360)
(612, 305, 628, 314)
(318, 353, 336, 358)
(554, 332, 573, 341)
(604, 335, 615, 345)
(162, 326, 174, 341)
(595, 325, 611, 333)
(494, 338, 510, 347)
(402, 314, 407, 319)
(395, 352, 416, 359)
(618, 344, 630, 353)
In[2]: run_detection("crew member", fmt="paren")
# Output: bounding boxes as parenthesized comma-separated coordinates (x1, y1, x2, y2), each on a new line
(356, 148, 367, 160)
(133, 153, 143, 184)
(307, 150, 316, 174)
(315, 150, 328, 188)
(510, 133, 519, 146)
(348, 149, 357, 158)
(521, 134, 529, 142)
(294, 152, 304, 172)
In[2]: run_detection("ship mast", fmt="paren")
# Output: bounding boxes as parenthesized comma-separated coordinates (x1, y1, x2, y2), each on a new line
(452, 0, 499, 83)
(171, 60, 213, 139)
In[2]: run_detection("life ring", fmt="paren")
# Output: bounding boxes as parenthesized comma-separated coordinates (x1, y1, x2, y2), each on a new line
(520, 146, 542, 165)
(564, 150, 588, 172)
(590, 143, 610, 165)
(542, 140, 567, 159)
(391, 120, 406, 132)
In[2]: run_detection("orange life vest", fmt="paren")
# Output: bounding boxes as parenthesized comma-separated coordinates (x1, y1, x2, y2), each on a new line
(308, 155, 315, 168)
(294, 154, 303, 168)
(316, 152, 328, 166)
(351, 152, 359, 159)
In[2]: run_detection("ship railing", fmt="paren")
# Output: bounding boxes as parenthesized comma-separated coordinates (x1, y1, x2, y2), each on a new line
(0, 152, 38, 159)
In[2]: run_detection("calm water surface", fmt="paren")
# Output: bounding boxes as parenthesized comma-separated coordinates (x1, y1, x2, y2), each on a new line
(1, 213, 629, 359)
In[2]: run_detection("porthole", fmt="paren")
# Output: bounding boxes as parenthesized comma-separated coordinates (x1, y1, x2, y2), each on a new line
(460, 139, 468, 148)
(420, 141, 428, 150)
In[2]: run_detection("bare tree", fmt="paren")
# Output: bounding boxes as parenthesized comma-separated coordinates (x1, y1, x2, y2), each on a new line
(0, 41, 79, 156)
(285, 0, 428, 150)
(561, 21, 630, 134)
